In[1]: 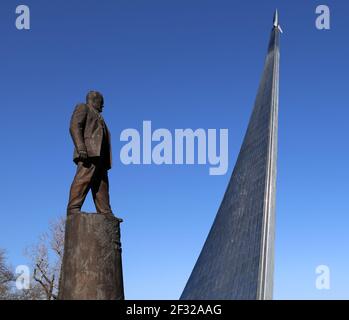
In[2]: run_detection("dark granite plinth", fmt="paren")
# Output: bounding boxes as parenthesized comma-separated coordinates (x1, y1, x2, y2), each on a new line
(58, 213, 124, 300)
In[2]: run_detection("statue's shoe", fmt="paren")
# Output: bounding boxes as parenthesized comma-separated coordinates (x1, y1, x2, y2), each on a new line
(99, 211, 123, 222)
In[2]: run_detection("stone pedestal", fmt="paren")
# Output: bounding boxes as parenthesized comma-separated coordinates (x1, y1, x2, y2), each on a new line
(58, 213, 124, 300)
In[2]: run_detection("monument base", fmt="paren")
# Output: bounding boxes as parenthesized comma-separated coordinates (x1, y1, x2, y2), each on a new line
(58, 212, 124, 300)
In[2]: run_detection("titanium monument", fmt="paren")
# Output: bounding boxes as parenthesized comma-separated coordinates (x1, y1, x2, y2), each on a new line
(181, 11, 282, 300)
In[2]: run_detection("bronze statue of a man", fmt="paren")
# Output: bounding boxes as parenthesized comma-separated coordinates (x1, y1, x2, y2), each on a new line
(67, 91, 118, 218)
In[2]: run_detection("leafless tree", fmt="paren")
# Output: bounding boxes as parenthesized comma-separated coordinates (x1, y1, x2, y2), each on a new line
(24, 216, 65, 300)
(0, 249, 14, 299)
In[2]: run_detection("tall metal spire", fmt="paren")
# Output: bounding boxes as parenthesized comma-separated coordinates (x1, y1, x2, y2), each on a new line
(180, 11, 281, 300)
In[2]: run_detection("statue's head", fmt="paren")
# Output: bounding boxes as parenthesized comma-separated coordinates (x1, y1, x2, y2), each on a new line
(86, 91, 104, 112)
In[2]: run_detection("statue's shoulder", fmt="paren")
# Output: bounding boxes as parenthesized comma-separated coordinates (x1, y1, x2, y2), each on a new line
(73, 103, 88, 113)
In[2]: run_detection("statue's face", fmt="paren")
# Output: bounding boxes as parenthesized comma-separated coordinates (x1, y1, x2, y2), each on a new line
(91, 95, 104, 112)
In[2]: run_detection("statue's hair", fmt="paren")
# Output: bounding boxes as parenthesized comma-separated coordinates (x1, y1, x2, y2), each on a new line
(86, 90, 104, 104)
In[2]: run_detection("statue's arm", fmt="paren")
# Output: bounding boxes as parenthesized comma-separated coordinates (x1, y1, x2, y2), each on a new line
(69, 104, 88, 152)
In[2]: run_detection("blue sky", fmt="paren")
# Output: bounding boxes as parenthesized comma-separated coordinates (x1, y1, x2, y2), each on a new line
(0, 0, 348, 299)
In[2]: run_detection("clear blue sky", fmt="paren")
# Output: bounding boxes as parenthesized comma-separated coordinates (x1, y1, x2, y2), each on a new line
(0, 0, 348, 299)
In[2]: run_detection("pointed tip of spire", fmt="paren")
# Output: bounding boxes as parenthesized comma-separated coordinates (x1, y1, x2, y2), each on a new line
(273, 9, 279, 27)
(273, 9, 283, 33)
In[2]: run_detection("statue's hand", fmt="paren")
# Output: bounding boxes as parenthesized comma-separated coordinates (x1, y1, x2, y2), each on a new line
(78, 150, 88, 161)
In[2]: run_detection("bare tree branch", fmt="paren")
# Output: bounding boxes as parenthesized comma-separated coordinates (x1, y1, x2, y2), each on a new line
(24, 216, 65, 300)
(0, 249, 15, 299)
